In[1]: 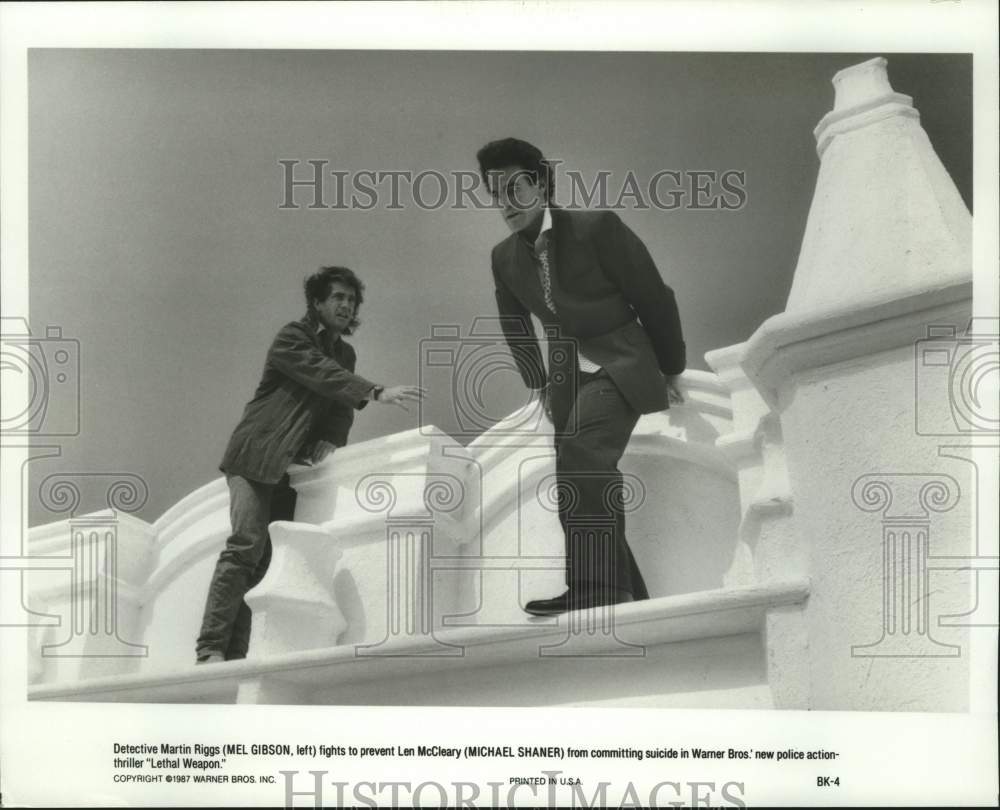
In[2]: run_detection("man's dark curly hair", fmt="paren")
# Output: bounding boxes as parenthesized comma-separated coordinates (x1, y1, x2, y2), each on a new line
(304, 266, 365, 334)
(476, 137, 554, 202)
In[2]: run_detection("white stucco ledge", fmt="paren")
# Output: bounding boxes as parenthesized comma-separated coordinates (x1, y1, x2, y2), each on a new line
(27, 580, 808, 705)
(742, 280, 971, 410)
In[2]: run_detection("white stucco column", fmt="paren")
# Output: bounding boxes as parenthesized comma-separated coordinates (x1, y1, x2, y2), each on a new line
(286, 428, 476, 652)
(243, 521, 347, 657)
(742, 57, 978, 711)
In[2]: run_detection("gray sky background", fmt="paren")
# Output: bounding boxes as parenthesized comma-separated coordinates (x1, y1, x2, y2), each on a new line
(28, 50, 971, 525)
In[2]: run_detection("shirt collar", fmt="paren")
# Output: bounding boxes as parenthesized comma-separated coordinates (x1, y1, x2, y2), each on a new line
(518, 206, 551, 252)
(539, 206, 552, 235)
(305, 312, 336, 341)
(534, 206, 553, 253)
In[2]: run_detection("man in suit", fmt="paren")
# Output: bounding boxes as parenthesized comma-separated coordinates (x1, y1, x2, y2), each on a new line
(476, 138, 686, 616)
(195, 266, 425, 663)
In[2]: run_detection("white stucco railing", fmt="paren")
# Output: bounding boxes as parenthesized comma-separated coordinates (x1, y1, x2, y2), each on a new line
(27, 368, 751, 693)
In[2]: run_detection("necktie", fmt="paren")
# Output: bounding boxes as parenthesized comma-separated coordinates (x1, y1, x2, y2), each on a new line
(536, 235, 558, 315)
(535, 231, 601, 373)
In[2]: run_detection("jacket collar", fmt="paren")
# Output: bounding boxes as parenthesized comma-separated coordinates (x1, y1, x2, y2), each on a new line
(302, 312, 321, 333)
(301, 312, 342, 345)
(548, 205, 579, 243)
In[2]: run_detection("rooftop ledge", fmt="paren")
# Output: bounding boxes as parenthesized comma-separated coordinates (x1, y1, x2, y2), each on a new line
(29, 580, 809, 705)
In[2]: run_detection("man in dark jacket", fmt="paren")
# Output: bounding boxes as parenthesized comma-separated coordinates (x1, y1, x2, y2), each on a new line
(195, 266, 425, 663)
(477, 138, 686, 616)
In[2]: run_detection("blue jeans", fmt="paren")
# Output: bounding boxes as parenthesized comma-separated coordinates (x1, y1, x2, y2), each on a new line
(195, 473, 296, 660)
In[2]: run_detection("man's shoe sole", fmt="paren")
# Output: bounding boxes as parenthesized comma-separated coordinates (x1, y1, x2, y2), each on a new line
(525, 596, 635, 617)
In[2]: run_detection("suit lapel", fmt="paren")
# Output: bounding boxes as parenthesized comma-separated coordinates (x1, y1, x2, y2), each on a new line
(513, 235, 536, 287)
(550, 207, 577, 295)
(504, 234, 545, 313)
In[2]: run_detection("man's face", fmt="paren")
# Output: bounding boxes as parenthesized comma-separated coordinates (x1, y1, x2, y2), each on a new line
(490, 164, 547, 235)
(313, 281, 357, 334)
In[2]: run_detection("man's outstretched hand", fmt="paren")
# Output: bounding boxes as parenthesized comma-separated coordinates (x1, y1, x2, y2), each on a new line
(376, 385, 427, 412)
(665, 374, 684, 406)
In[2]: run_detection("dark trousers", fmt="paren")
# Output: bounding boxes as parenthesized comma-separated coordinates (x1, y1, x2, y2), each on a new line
(554, 370, 649, 600)
(195, 473, 296, 660)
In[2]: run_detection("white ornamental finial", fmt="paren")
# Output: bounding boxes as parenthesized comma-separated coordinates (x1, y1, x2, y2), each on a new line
(783, 56, 971, 315)
(832, 56, 896, 111)
(814, 56, 916, 157)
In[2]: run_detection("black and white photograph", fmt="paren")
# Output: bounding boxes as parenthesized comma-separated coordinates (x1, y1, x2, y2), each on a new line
(1, 2, 997, 807)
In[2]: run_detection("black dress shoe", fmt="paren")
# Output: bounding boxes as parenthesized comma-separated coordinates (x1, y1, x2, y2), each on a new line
(525, 591, 571, 616)
(525, 589, 634, 617)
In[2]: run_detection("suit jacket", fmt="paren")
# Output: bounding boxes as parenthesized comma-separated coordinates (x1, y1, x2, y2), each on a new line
(491, 208, 685, 424)
(220, 315, 376, 484)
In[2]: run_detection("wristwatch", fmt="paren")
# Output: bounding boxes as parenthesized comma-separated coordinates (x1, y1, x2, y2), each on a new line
(371, 385, 385, 401)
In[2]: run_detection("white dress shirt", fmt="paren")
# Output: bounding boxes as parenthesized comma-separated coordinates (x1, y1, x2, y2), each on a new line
(534, 208, 601, 374)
